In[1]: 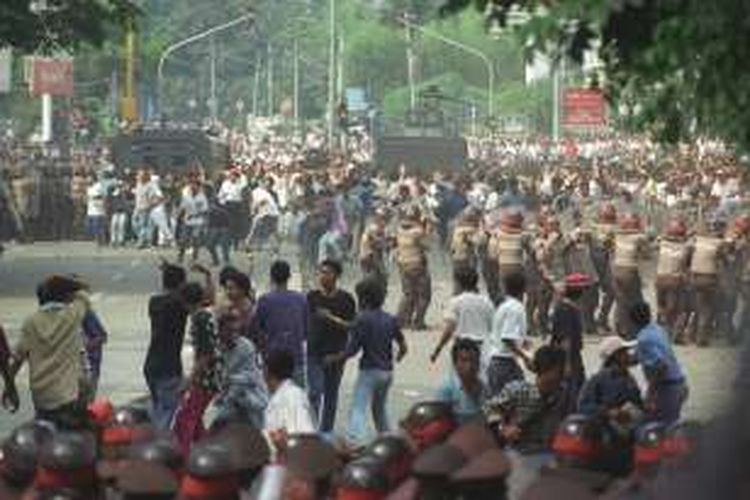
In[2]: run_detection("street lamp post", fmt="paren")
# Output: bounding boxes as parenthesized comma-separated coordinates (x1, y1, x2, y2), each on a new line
(157, 12, 255, 118)
(396, 15, 495, 117)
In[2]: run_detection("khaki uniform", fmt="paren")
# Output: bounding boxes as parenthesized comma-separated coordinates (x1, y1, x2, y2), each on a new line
(450, 223, 480, 274)
(689, 235, 724, 345)
(481, 230, 502, 304)
(592, 224, 616, 331)
(656, 239, 691, 341)
(395, 222, 431, 328)
(359, 223, 389, 287)
(527, 234, 550, 336)
(612, 232, 649, 339)
(565, 233, 599, 335)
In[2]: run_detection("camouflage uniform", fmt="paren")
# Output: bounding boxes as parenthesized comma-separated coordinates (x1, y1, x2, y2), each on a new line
(359, 220, 389, 288)
(395, 218, 431, 329)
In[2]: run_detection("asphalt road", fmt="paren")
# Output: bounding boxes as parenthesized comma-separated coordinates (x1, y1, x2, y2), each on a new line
(0, 242, 740, 439)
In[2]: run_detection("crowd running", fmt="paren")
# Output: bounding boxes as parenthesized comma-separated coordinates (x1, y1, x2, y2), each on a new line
(1, 126, 747, 498)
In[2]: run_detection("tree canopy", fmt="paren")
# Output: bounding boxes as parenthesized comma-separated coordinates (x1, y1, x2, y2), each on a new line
(0, 0, 136, 52)
(441, 0, 750, 150)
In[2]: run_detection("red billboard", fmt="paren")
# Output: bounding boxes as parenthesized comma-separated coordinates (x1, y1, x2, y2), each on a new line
(28, 57, 74, 97)
(563, 88, 606, 126)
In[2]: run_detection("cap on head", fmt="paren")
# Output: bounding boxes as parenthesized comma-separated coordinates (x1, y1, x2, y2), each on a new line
(598, 335, 636, 365)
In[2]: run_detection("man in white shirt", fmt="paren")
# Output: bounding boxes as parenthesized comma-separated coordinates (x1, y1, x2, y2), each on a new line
(133, 169, 156, 248)
(264, 350, 316, 435)
(86, 178, 108, 245)
(485, 272, 532, 397)
(430, 267, 494, 363)
(217, 169, 247, 205)
(177, 176, 209, 263)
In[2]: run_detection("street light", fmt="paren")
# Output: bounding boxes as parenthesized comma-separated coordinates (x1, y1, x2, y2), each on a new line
(396, 15, 495, 117)
(157, 12, 255, 119)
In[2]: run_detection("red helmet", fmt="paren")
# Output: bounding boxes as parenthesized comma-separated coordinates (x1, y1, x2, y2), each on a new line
(735, 214, 750, 236)
(619, 213, 642, 232)
(598, 203, 617, 225)
(665, 219, 687, 239)
(500, 211, 524, 231)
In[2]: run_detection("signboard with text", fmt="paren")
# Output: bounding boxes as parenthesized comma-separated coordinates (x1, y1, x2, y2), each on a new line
(563, 88, 606, 126)
(28, 57, 74, 97)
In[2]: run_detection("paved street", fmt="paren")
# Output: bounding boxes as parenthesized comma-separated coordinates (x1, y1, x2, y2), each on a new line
(0, 242, 740, 438)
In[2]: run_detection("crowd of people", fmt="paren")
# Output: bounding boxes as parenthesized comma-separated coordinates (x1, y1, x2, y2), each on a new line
(0, 129, 748, 497)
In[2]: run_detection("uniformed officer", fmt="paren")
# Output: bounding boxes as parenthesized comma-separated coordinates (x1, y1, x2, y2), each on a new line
(690, 218, 731, 347)
(495, 210, 532, 302)
(656, 218, 692, 343)
(612, 213, 651, 339)
(450, 207, 482, 277)
(359, 209, 390, 288)
(395, 208, 431, 330)
(564, 227, 599, 335)
(592, 203, 618, 333)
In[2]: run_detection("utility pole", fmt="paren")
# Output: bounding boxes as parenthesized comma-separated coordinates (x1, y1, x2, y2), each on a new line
(267, 44, 274, 116)
(405, 13, 417, 110)
(327, 0, 336, 148)
(209, 37, 217, 122)
(252, 50, 261, 116)
(293, 38, 300, 127)
(121, 14, 138, 123)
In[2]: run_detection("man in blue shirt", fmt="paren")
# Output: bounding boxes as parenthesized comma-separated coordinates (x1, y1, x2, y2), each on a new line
(436, 338, 488, 423)
(253, 260, 309, 388)
(326, 277, 407, 448)
(630, 301, 687, 425)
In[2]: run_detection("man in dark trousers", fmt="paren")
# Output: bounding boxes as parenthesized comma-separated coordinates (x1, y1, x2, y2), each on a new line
(143, 262, 188, 430)
(306, 259, 356, 433)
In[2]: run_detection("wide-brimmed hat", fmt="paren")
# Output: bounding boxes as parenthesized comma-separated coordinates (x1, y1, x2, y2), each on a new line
(599, 336, 636, 364)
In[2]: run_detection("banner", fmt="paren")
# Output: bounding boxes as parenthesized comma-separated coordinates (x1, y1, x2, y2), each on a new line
(28, 57, 74, 96)
(563, 88, 607, 126)
(0, 49, 11, 93)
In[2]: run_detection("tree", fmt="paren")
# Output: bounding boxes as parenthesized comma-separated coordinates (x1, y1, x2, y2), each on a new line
(440, 0, 750, 151)
(0, 0, 136, 52)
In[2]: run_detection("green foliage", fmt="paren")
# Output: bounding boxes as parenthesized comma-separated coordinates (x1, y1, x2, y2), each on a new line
(441, 0, 750, 151)
(0, 0, 137, 52)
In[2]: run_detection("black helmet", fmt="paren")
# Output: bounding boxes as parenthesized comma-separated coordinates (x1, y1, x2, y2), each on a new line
(113, 406, 151, 427)
(338, 457, 388, 492)
(34, 432, 97, 493)
(364, 434, 414, 487)
(127, 436, 184, 471)
(1, 422, 54, 485)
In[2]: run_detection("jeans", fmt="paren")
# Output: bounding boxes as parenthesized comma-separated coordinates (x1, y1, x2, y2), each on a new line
(133, 209, 153, 247)
(307, 356, 345, 433)
(110, 212, 128, 245)
(146, 374, 182, 431)
(649, 382, 688, 426)
(346, 369, 393, 447)
(207, 227, 232, 266)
